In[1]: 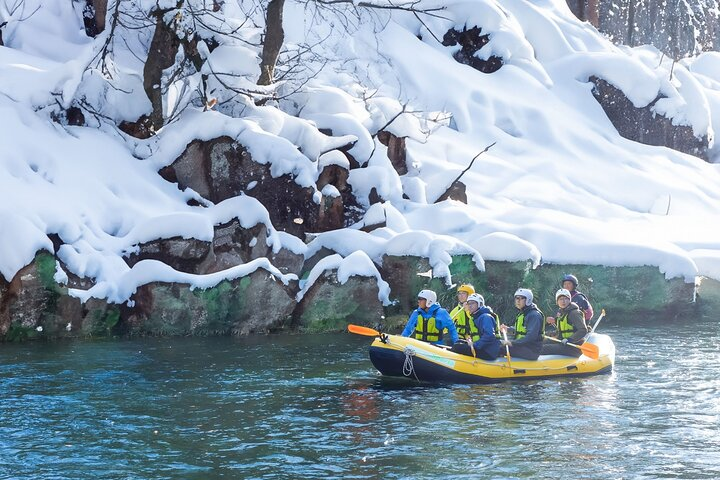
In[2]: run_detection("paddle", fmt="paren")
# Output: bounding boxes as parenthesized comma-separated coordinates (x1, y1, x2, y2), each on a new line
(588, 309, 606, 335)
(501, 327, 512, 368)
(347, 324, 455, 350)
(348, 324, 381, 336)
(543, 335, 599, 360)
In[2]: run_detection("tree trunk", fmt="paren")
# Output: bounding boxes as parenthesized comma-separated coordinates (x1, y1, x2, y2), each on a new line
(93, 0, 108, 33)
(143, 11, 181, 132)
(627, 0, 636, 45)
(82, 0, 108, 37)
(257, 0, 285, 86)
(587, 0, 599, 27)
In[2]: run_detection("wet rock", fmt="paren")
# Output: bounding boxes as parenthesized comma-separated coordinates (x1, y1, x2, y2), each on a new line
(0, 252, 120, 341)
(294, 271, 384, 332)
(125, 269, 296, 336)
(160, 136, 318, 235)
(591, 77, 709, 160)
(442, 25, 503, 74)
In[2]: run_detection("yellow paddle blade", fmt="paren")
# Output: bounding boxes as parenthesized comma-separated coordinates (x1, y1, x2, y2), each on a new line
(348, 324, 380, 336)
(579, 342, 600, 360)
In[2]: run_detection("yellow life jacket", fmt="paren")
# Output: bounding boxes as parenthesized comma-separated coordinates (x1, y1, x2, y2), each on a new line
(556, 312, 575, 340)
(413, 315, 443, 343)
(514, 307, 545, 340)
(450, 305, 480, 342)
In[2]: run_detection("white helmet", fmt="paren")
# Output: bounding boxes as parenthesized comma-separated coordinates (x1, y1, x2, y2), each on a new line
(417, 289, 437, 307)
(467, 293, 485, 306)
(555, 288, 572, 301)
(514, 288, 533, 304)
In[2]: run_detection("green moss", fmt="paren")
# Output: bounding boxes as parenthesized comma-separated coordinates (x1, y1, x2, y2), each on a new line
(142, 286, 194, 335)
(4, 324, 37, 342)
(193, 278, 249, 335)
(300, 294, 362, 333)
(85, 306, 121, 337)
(35, 252, 60, 292)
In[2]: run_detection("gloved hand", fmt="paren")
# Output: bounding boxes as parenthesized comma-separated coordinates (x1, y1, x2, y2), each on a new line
(561, 338, 568, 345)
(501, 339, 511, 346)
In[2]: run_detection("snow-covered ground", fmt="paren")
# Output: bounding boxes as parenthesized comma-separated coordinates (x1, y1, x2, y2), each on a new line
(2, 0, 720, 305)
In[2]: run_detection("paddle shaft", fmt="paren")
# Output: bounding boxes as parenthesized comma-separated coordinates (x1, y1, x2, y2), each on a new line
(543, 335, 600, 360)
(588, 309, 606, 335)
(502, 329, 512, 367)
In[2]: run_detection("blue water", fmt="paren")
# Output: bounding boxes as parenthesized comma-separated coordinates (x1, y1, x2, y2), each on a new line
(1, 316, 719, 479)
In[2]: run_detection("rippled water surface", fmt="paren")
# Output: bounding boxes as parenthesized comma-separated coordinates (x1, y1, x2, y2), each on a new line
(1, 316, 719, 479)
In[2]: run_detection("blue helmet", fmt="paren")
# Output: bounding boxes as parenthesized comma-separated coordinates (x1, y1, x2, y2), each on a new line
(562, 274, 578, 288)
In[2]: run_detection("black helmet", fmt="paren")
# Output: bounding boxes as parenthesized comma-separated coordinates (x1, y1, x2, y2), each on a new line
(562, 274, 578, 288)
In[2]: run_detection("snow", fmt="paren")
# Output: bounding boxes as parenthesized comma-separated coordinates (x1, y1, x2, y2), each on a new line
(2, 0, 720, 306)
(297, 252, 391, 305)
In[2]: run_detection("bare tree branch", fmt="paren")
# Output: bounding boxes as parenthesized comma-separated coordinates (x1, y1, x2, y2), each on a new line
(433, 142, 496, 203)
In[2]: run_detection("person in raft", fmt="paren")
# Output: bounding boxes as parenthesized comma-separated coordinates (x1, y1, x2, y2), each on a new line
(542, 288, 590, 357)
(449, 284, 480, 343)
(499, 288, 545, 360)
(561, 274, 594, 322)
(401, 289, 459, 345)
(450, 293, 502, 360)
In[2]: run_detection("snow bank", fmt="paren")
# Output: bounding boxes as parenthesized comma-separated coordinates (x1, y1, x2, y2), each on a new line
(297, 251, 391, 305)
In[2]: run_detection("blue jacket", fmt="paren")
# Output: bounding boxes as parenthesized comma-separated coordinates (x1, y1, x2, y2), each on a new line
(401, 303, 459, 344)
(472, 306, 501, 357)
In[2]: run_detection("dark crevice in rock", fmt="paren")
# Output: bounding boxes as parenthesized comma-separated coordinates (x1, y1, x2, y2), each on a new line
(50, 106, 85, 127)
(442, 25, 503, 74)
(591, 76, 709, 160)
(126, 237, 212, 273)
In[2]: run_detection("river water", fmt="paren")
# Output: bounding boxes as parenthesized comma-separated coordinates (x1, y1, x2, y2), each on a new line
(1, 315, 718, 479)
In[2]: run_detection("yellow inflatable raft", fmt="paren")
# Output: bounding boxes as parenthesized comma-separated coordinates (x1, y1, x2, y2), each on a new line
(367, 333, 615, 384)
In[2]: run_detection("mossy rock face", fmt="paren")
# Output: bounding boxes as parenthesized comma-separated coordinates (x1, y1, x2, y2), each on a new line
(127, 270, 295, 336)
(697, 277, 720, 313)
(0, 252, 121, 341)
(523, 264, 696, 321)
(380, 255, 450, 317)
(481, 260, 533, 320)
(1, 252, 61, 341)
(295, 272, 384, 333)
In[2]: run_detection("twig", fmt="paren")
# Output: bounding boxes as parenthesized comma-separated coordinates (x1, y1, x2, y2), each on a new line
(433, 142, 496, 203)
